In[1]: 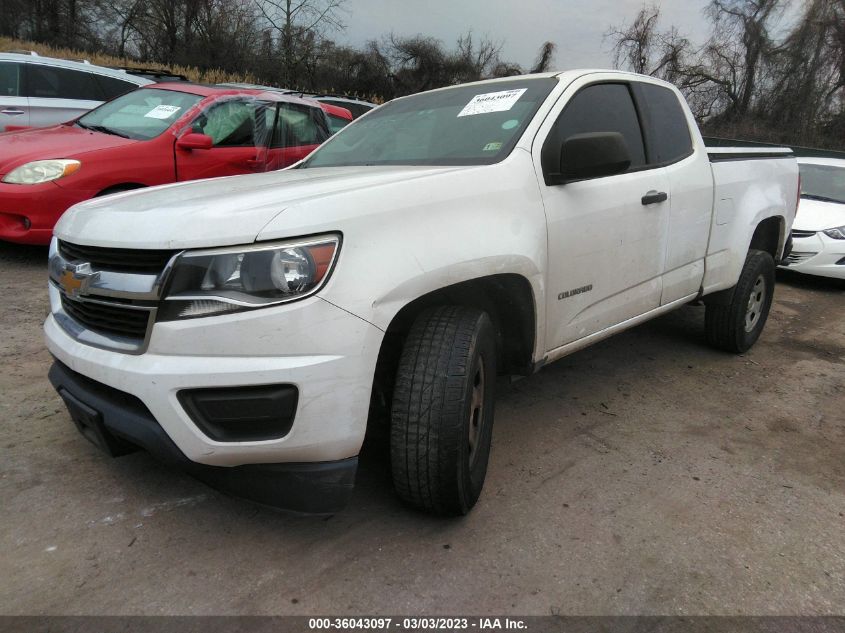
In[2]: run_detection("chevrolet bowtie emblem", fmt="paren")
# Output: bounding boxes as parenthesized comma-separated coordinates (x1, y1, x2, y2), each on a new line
(59, 263, 99, 298)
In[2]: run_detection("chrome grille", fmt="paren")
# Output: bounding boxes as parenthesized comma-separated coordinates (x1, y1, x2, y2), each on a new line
(791, 229, 817, 239)
(59, 240, 176, 274)
(50, 239, 178, 354)
(60, 295, 152, 340)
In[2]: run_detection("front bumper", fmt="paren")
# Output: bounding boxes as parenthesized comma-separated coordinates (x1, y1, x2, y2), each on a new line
(778, 232, 845, 280)
(48, 359, 358, 513)
(45, 294, 384, 467)
(0, 181, 87, 244)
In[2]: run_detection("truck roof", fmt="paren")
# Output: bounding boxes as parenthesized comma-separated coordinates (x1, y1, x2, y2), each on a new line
(395, 69, 680, 99)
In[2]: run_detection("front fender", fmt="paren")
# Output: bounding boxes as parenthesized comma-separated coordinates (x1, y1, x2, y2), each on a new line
(257, 152, 551, 355)
(366, 254, 545, 328)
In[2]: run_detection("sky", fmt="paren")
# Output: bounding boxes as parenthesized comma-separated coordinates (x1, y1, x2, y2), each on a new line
(336, 0, 714, 70)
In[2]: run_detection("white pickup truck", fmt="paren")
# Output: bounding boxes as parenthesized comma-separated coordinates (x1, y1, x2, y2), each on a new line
(45, 71, 799, 515)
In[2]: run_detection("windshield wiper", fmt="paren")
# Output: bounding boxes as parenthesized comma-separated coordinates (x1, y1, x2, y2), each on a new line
(77, 122, 131, 139)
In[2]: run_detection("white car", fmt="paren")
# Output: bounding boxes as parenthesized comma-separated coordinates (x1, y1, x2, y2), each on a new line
(45, 71, 798, 515)
(779, 157, 845, 279)
(0, 53, 152, 132)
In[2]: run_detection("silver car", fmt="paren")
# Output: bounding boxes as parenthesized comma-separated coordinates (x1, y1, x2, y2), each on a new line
(0, 53, 152, 132)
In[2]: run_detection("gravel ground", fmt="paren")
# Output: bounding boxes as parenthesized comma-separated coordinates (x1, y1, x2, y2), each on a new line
(1, 242, 843, 615)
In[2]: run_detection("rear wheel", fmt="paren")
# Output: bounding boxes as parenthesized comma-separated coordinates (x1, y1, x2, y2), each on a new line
(705, 249, 775, 353)
(390, 306, 497, 515)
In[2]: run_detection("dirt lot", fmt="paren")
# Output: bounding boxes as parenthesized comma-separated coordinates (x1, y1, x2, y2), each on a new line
(0, 242, 843, 616)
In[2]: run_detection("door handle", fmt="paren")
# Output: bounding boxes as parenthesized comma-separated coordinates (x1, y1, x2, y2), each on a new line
(641, 190, 668, 205)
(1, 109, 25, 116)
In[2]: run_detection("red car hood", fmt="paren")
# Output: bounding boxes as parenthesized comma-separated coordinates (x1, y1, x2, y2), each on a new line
(0, 125, 138, 176)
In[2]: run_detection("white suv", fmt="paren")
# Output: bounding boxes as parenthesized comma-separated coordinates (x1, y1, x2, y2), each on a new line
(0, 53, 152, 132)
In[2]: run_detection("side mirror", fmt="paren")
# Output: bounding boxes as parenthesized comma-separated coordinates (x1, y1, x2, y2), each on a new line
(555, 132, 631, 183)
(176, 133, 213, 151)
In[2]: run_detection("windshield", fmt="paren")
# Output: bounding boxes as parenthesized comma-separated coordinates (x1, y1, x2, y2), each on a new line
(800, 163, 845, 205)
(302, 78, 557, 168)
(76, 88, 203, 140)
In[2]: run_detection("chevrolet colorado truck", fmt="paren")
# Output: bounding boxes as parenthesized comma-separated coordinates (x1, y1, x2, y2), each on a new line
(45, 71, 799, 515)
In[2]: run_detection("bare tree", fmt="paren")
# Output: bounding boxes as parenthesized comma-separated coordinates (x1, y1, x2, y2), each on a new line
(607, 6, 709, 116)
(828, 0, 845, 97)
(456, 31, 504, 79)
(608, 7, 697, 77)
(529, 41, 556, 74)
(255, 0, 347, 87)
(764, 0, 836, 134)
(608, 0, 844, 147)
(607, 5, 661, 74)
(702, 0, 784, 119)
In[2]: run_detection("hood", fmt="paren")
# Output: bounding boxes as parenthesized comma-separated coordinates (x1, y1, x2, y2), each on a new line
(794, 197, 845, 231)
(0, 125, 137, 176)
(54, 165, 468, 250)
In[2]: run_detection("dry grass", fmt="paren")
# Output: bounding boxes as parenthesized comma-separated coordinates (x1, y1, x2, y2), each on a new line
(0, 37, 260, 86)
(0, 37, 385, 101)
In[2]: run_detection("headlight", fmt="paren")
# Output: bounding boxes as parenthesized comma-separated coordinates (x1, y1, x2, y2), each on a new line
(823, 226, 845, 240)
(2, 159, 81, 184)
(159, 235, 340, 320)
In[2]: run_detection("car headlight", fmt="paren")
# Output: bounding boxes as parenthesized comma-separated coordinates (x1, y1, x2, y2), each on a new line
(158, 235, 340, 320)
(823, 226, 845, 240)
(2, 159, 81, 184)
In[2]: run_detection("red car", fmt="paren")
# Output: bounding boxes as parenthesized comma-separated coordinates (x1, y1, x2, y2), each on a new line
(0, 83, 351, 244)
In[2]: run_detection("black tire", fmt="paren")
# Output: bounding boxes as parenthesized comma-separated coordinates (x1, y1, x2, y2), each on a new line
(705, 249, 776, 353)
(390, 306, 497, 515)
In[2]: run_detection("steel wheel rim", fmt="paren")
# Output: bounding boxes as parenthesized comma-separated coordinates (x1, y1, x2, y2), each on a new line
(467, 359, 485, 468)
(745, 274, 766, 333)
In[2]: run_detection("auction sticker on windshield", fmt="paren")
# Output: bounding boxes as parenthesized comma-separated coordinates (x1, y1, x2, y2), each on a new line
(144, 105, 182, 119)
(458, 89, 526, 117)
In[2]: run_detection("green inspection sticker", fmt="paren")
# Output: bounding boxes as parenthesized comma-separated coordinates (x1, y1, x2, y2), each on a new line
(482, 142, 503, 152)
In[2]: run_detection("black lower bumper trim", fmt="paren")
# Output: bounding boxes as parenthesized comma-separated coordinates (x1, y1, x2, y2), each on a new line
(48, 360, 357, 514)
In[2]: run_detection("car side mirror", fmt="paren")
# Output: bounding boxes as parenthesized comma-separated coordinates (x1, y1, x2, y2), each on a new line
(555, 132, 631, 183)
(176, 133, 213, 151)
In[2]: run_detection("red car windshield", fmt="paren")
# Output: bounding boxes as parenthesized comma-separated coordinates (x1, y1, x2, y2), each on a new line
(76, 88, 203, 140)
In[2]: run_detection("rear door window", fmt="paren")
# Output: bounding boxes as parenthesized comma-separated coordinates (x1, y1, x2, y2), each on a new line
(274, 102, 330, 148)
(24, 64, 104, 101)
(326, 113, 350, 134)
(635, 83, 693, 165)
(319, 99, 371, 118)
(542, 83, 647, 178)
(0, 62, 21, 97)
(94, 74, 139, 101)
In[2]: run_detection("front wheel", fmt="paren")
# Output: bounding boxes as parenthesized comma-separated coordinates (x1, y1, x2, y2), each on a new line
(705, 249, 776, 353)
(390, 306, 497, 515)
